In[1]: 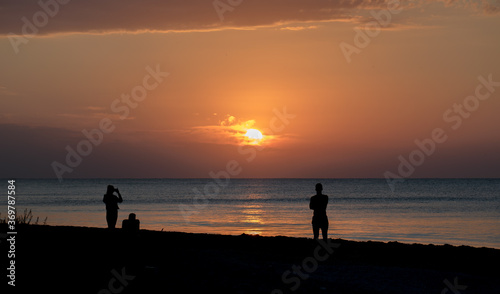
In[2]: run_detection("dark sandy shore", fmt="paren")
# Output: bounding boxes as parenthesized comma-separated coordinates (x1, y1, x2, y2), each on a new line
(4, 224, 500, 293)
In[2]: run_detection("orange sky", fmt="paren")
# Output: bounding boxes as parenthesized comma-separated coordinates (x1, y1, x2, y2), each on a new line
(1, 0, 499, 179)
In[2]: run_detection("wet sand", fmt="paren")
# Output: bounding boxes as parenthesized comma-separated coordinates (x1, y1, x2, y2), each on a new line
(8, 224, 500, 293)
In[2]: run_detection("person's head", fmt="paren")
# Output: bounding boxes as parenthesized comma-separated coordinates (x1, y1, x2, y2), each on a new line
(128, 213, 136, 220)
(107, 185, 115, 194)
(315, 183, 323, 193)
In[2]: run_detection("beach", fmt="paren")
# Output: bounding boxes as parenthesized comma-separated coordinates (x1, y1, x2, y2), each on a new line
(7, 224, 500, 294)
(16, 178, 500, 249)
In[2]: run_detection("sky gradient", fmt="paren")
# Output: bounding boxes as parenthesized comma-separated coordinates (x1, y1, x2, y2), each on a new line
(1, 0, 499, 179)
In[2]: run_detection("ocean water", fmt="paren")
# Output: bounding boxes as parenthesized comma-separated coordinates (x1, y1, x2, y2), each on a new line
(6, 178, 500, 248)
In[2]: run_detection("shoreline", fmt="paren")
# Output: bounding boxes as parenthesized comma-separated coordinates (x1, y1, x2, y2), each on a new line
(29, 224, 500, 250)
(7, 224, 500, 293)
(18, 220, 500, 250)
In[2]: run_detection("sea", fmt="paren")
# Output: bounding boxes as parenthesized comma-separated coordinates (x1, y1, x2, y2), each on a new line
(6, 178, 500, 249)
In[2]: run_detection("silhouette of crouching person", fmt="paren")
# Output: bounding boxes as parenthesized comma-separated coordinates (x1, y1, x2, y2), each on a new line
(103, 185, 123, 229)
(122, 213, 140, 234)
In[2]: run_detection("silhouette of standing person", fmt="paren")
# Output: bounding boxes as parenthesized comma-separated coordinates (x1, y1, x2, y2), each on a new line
(310, 183, 329, 240)
(103, 185, 123, 229)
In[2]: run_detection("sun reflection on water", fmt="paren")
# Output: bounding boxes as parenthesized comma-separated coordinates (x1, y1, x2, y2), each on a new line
(240, 203, 264, 235)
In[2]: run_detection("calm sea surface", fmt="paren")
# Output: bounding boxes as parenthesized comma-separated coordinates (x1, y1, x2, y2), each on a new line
(7, 178, 500, 248)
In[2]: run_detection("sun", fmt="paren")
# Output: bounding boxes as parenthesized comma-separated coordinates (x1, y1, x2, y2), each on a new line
(244, 129, 263, 140)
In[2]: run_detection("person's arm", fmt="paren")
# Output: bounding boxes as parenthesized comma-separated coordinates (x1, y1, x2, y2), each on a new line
(116, 189, 123, 203)
(309, 197, 314, 210)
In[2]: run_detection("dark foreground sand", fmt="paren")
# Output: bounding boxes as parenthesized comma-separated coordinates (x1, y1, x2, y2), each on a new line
(4, 224, 500, 293)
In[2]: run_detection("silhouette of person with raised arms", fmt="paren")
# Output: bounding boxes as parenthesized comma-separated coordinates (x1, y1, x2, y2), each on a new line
(310, 183, 329, 240)
(103, 185, 123, 229)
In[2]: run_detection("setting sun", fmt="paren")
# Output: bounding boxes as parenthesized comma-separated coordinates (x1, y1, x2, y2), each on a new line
(245, 129, 263, 140)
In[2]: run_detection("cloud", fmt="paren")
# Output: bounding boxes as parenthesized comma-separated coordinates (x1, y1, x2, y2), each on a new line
(1, 0, 497, 37)
(426, 0, 500, 14)
(171, 114, 278, 146)
(0, 124, 79, 178)
(280, 25, 319, 31)
(190, 114, 259, 145)
(57, 106, 127, 122)
(0, 85, 19, 97)
(483, 1, 500, 14)
(0, 0, 421, 36)
(0, 123, 212, 178)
